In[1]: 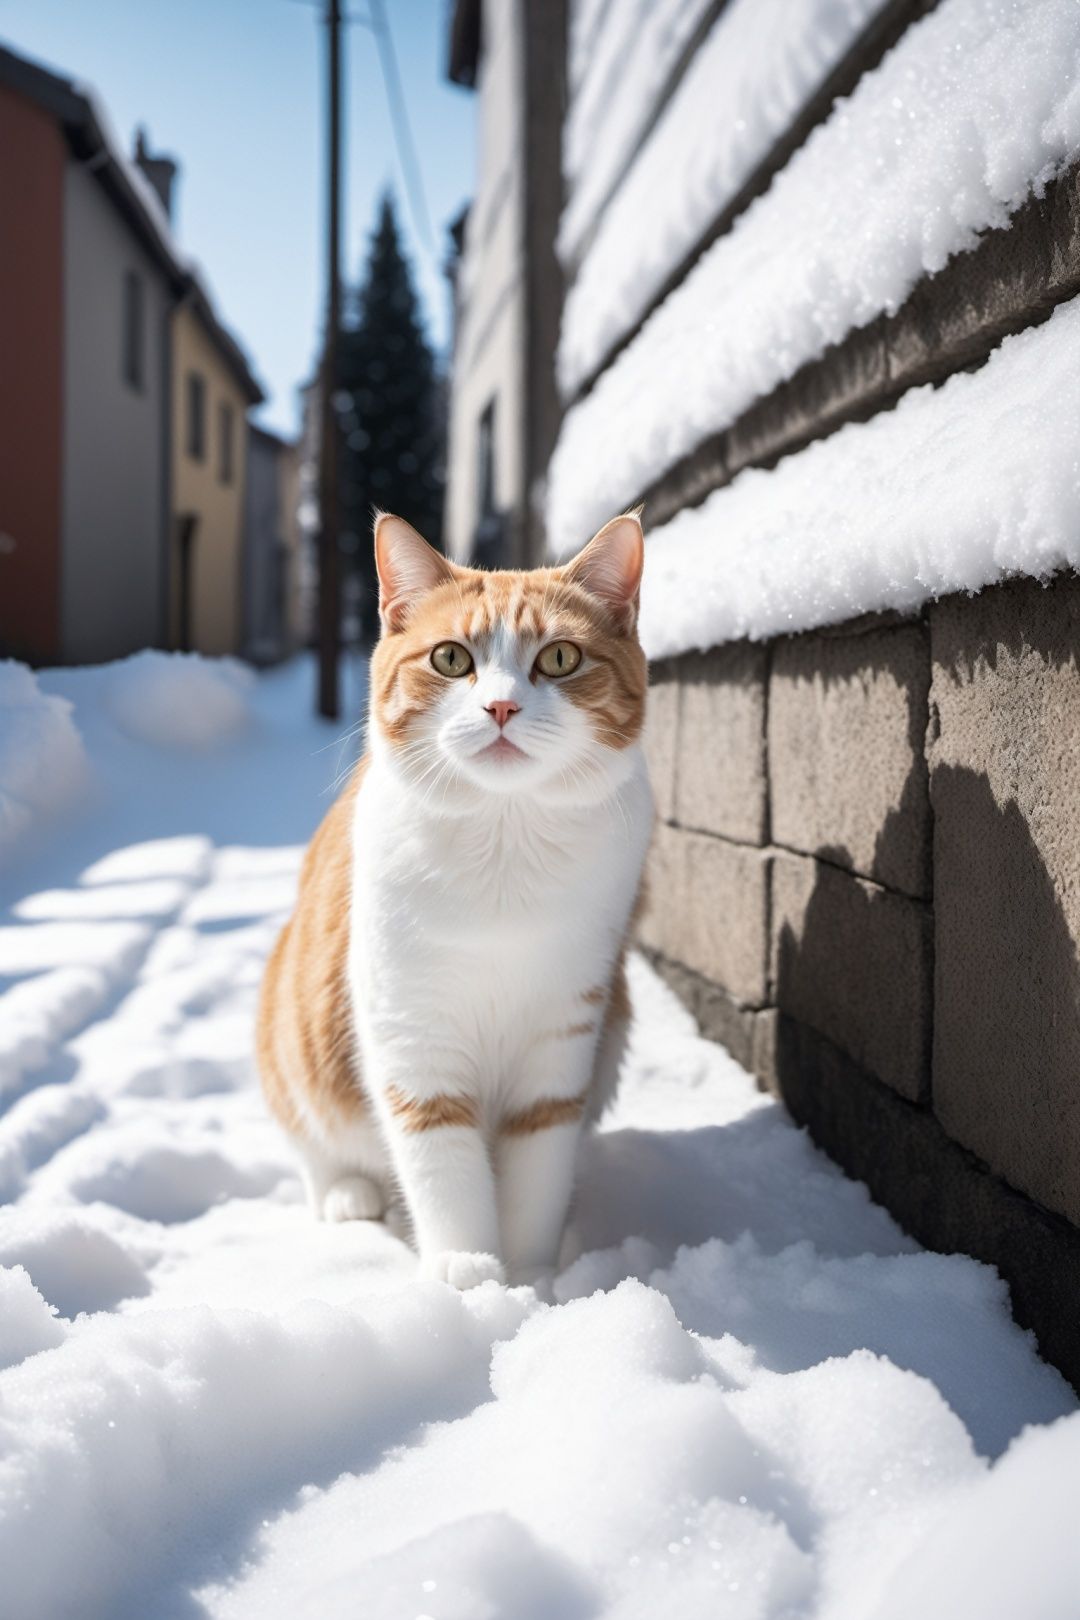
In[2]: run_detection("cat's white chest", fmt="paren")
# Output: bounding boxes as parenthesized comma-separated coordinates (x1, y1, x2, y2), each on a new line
(347, 751, 653, 1079)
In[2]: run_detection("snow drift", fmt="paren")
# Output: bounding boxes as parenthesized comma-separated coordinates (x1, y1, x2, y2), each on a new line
(0, 662, 87, 868)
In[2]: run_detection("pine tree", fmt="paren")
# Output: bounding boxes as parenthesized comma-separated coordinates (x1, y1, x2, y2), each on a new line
(338, 193, 445, 638)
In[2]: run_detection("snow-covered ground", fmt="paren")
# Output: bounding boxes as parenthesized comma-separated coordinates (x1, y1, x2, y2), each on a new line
(2, 653, 1079, 1620)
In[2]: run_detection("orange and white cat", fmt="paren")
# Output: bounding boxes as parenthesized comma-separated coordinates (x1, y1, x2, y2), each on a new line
(257, 510, 653, 1289)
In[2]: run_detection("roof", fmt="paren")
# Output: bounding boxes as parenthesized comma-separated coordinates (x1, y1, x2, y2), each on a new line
(447, 0, 482, 88)
(249, 421, 296, 454)
(0, 40, 264, 405)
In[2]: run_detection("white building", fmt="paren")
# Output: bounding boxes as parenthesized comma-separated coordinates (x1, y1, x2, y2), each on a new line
(442, 0, 566, 567)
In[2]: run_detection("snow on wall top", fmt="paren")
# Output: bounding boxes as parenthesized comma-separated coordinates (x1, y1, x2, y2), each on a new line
(637, 293, 1080, 659)
(561, 0, 715, 262)
(547, 0, 1080, 560)
(567, 0, 612, 93)
(558, 0, 888, 398)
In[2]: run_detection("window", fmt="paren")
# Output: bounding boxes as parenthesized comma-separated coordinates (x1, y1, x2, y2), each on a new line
(122, 270, 144, 391)
(476, 399, 496, 523)
(218, 402, 234, 485)
(186, 371, 206, 461)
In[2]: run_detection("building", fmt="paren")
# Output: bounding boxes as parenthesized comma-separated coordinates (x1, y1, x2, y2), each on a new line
(169, 281, 263, 657)
(447, 0, 1080, 1390)
(242, 423, 304, 665)
(0, 42, 264, 667)
(0, 46, 178, 666)
(442, 0, 566, 568)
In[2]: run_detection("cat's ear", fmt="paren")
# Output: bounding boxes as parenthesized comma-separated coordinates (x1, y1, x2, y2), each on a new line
(374, 512, 455, 632)
(562, 510, 644, 633)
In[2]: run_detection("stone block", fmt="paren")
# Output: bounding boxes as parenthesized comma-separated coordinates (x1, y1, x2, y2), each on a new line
(636, 825, 770, 1008)
(675, 644, 767, 844)
(769, 622, 931, 899)
(771, 1013, 1080, 1396)
(771, 849, 932, 1102)
(642, 663, 681, 822)
(725, 315, 889, 481)
(635, 821, 683, 964)
(930, 574, 1080, 1227)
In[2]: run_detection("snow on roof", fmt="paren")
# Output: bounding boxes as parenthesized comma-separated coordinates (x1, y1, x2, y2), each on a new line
(547, 0, 1080, 561)
(637, 292, 1080, 659)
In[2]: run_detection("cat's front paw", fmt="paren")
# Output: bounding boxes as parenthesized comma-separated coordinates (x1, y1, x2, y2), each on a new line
(421, 1250, 506, 1290)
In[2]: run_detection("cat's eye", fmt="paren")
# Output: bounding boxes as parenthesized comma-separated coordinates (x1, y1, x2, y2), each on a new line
(535, 641, 582, 678)
(430, 642, 473, 678)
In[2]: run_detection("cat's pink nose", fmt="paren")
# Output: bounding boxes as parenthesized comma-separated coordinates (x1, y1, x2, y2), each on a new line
(485, 700, 520, 730)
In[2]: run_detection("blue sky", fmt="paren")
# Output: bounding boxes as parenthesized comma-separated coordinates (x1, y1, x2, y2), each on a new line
(0, 0, 475, 434)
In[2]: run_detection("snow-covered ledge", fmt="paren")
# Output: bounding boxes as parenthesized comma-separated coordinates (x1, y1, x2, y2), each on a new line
(637, 294, 1080, 661)
(547, 0, 1080, 554)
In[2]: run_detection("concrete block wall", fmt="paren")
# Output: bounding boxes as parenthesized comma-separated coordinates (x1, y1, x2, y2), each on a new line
(638, 575, 1080, 1387)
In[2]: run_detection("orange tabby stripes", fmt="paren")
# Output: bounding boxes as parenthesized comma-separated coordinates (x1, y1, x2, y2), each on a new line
(500, 1095, 587, 1136)
(384, 1084, 479, 1133)
(550, 1021, 595, 1041)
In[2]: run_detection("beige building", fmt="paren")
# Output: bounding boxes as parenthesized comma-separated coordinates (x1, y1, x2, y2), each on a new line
(170, 292, 263, 656)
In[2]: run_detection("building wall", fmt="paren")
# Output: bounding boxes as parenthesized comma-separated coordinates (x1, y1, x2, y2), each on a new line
(279, 439, 305, 651)
(169, 303, 248, 657)
(639, 582, 1080, 1389)
(243, 427, 301, 665)
(0, 87, 66, 665)
(444, 0, 527, 564)
(61, 160, 171, 664)
(545, 0, 1080, 1388)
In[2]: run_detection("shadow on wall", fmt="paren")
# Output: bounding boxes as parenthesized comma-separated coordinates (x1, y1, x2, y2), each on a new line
(771, 755, 1080, 1383)
(938, 573, 1080, 682)
(774, 762, 1080, 1191)
(928, 764, 1080, 1215)
(770, 616, 932, 898)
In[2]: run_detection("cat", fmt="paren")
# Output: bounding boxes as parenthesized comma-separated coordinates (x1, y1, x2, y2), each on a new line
(257, 509, 653, 1289)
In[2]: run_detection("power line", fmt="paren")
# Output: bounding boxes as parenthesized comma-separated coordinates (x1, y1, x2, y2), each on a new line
(283, 0, 438, 269)
(365, 0, 437, 261)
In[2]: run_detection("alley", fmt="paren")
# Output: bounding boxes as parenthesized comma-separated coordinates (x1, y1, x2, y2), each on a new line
(0, 656, 1075, 1620)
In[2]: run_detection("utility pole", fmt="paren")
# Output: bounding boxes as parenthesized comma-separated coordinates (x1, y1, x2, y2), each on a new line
(317, 0, 343, 719)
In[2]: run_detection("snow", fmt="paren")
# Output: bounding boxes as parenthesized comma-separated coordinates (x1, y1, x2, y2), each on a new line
(106, 649, 255, 748)
(558, 0, 887, 395)
(561, 0, 716, 265)
(548, 0, 1080, 556)
(0, 661, 87, 865)
(637, 290, 1080, 657)
(1, 652, 1078, 1617)
(567, 0, 611, 91)
(871, 1414, 1080, 1620)
(0, 1264, 64, 1369)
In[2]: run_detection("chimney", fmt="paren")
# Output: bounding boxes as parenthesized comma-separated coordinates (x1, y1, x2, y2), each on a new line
(133, 126, 178, 221)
